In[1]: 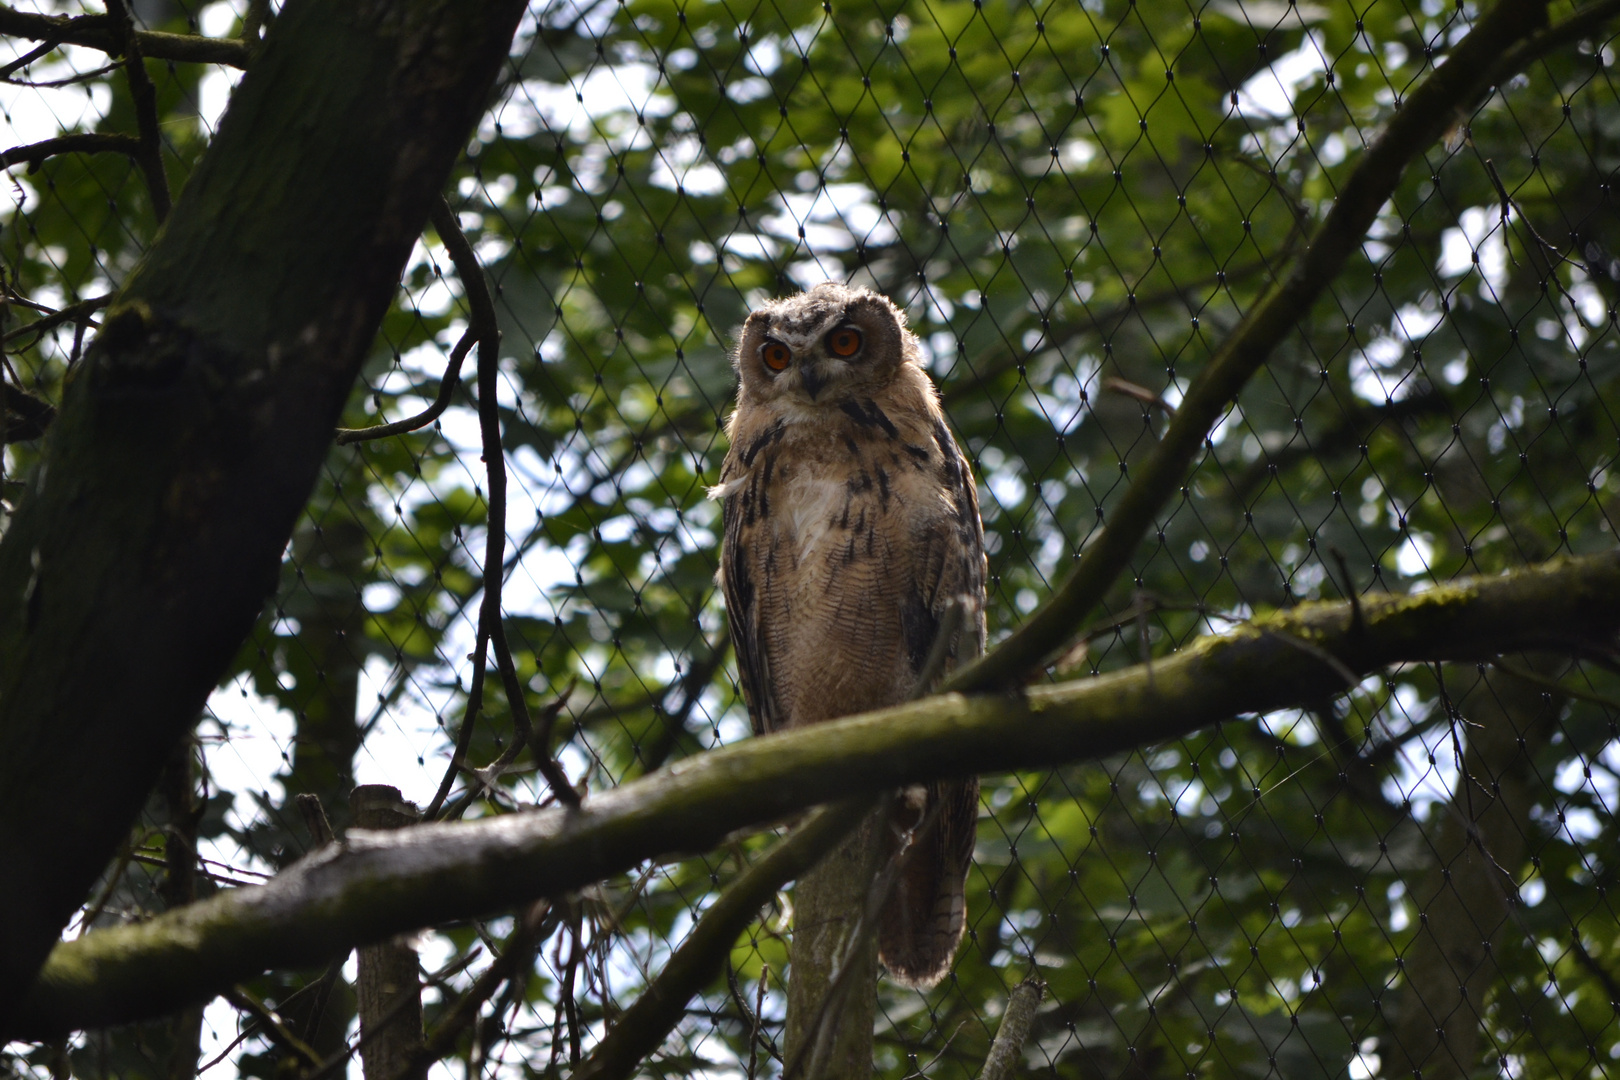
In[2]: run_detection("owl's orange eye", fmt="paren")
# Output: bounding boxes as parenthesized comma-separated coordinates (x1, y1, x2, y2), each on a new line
(827, 326, 862, 358)
(762, 341, 792, 372)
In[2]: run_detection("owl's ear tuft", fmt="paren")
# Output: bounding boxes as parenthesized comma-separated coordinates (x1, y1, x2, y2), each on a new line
(842, 292, 908, 374)
(732, 311, 773, 383)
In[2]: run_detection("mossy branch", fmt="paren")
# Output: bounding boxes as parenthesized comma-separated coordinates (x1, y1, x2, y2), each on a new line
(11, 550, 1620, 1039)
(0, 4, 250, 67)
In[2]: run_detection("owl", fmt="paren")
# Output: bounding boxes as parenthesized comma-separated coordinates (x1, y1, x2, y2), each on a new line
(712, 282, 987, 988)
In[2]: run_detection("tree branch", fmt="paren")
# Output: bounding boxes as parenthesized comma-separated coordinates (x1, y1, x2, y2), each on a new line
(0, 5, 250, 68)
(573, 799, 874, 1080)
(334, 328, 474, 445)
(0, 294, 111, 346)
(104, 0, 171, 223)
(975, 978, 1046, 1080)
(2, 384, 56, 443)
(12, 549, 1620, 1038)
(416, 197, 579, 811)
(948, 0, 1556, 690)
(0, 133, 141, 172)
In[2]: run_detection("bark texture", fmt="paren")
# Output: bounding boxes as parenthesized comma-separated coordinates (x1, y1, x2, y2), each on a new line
(0, 0, 526, 1028)
(784, 813, 882, 1080)
(353, 785, 424, 1080)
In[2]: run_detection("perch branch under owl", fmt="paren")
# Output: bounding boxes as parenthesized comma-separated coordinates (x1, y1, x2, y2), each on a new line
(14, 547, 1620, 1038)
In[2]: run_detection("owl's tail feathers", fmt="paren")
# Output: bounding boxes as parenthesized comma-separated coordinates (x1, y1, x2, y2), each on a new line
(877, 778, 979, 989)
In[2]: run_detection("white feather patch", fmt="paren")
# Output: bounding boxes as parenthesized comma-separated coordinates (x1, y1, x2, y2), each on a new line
(706, 476, 747, 500)
(786, 474, 851, 565)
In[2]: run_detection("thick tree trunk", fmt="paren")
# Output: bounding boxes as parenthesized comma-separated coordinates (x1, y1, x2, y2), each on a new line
(784, 813, 882, 1080)
(0, 0, 526, 1028)
(353, 785, 424, 1080)
(1382, 661, 1563, 1079)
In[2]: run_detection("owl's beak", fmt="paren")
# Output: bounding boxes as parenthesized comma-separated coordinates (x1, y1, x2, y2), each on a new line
(799, 362, 825, 400)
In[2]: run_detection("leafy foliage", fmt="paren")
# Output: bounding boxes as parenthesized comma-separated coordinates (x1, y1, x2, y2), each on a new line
(6, 0, 1620, 1076)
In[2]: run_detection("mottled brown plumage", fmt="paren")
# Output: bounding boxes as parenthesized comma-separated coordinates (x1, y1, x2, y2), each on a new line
(713, 283, 987, 989)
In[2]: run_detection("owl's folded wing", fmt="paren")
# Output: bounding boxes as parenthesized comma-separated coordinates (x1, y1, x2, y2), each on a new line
(719, 469, 781, 737)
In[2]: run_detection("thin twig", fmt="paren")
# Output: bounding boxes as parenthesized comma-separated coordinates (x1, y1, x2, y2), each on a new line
(0, 39, 56, 80)
(223, 987, 322, 1070)
(424, 627, 489, 819)
(0, 133, 141, 173)
(420, 197, 578, 811)
(74, 829, 160, 933)
(622, 635, 733, 778)
(725, 960, 770, 1080)
(1, 293, 110, 345)
(1267, 629, 1362, 690)
(335, 328, 476, 444)
(753, 963, 772, 1077)
(1103, 375, 1177, 416)
(122, 851, 265, 888)
(105, 0, 170, 223)
(1490, 658, 1620, 712)
(1329, 546, 1364, 637)
(487, 621, 580, 806)
(197, 1024, 257, 1072)
(555, 904, 585, 1067)
(1483, 156, 1582, 271)
(3, 59, 121, 87)
(420, 198, 506, 820)
(527, 676, 578, 801)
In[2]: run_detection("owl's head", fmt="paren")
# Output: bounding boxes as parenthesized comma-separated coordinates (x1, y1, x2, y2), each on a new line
(733, 283, 918, 406)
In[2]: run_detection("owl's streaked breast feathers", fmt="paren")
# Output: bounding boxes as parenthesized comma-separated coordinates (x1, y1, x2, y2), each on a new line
(713, 283, 988, 989)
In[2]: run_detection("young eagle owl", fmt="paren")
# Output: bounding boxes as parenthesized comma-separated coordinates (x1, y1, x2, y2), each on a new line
(713, 282, 988, 988)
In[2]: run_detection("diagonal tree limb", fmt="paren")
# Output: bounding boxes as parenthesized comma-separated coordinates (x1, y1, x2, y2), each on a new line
(948, 0, 1558, 691)
(572, 799, 875, 1080)
(381, 900, 552, 1080)
(11, 548, 1620, 1039)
